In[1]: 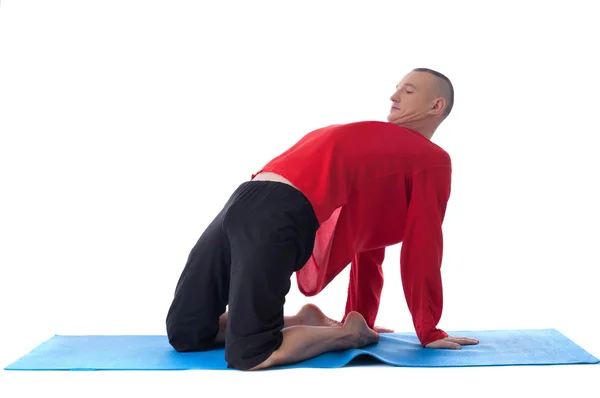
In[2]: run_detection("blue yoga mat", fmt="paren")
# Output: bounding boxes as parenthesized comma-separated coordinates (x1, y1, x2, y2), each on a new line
(4, 328, 598, 370)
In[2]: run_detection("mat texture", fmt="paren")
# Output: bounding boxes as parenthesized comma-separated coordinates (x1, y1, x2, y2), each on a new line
(4, 328, 598, 370)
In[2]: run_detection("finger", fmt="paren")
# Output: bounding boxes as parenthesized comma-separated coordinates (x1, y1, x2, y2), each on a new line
(374, 326, 394, 333)
(426, 340, 461, 350)
(454, 337, 479, 345)
(447, 337, 479, 345)
(442, 341, 462, 350)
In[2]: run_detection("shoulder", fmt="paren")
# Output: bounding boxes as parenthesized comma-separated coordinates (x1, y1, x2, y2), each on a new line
(329, 120, 402, 133)
(435, 147, 452, 168)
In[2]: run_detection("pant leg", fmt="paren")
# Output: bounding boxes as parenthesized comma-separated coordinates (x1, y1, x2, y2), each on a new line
(221, 181, 319, 370)
(165, 207, 231, 352)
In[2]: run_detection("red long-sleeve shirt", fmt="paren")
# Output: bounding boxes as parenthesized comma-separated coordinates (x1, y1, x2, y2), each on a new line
(251, 121, 452, 346)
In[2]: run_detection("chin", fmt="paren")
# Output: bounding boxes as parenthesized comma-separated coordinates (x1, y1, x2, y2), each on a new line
(387, 110, 402, 122)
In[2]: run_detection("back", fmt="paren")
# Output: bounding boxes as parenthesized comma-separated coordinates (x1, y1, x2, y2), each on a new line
(254, 120, 451, 224)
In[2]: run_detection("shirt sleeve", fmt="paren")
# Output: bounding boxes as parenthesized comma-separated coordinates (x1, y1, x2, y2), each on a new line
(342, 248, 386, 328)
(400, 165, 452, 346)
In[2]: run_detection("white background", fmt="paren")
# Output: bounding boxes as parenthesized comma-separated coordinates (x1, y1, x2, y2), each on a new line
(1, 0, 598, 396)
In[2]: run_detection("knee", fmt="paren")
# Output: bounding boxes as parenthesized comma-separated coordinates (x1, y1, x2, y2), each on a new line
(167, 329, 216, 352)
(166, 318, 217, 353)
(166, 324, 194, 352)
(168, 332, 195, 353)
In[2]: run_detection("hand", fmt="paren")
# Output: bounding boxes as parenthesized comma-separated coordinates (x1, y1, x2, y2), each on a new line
(374, 326, 394, 333)
(425, 336, 479, 349)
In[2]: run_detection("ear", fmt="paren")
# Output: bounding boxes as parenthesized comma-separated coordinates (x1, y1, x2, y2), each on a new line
(429, 97, 446, 116)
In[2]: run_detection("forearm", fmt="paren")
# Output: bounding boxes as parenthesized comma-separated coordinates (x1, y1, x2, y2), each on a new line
(400, 167, 452, 346)
(400, 238, 447, 345)
(342, 248, 385, 328)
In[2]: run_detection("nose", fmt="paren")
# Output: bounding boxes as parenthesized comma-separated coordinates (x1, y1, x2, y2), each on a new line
(390, 89, 401, 103)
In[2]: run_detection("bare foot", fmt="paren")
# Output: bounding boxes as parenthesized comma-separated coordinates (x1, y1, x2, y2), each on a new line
(297, 303, 343, 328)
(343, 311, 380, 348)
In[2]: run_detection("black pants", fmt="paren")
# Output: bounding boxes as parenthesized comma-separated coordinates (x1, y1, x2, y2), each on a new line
(165, 180, 319, 370)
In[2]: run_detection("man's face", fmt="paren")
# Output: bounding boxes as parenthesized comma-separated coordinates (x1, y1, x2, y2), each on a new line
(387, 71, 440, 125)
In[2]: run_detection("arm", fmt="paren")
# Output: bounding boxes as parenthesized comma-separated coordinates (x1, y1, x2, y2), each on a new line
(400, 166, 451, 347)
(342, 248, 386, 329)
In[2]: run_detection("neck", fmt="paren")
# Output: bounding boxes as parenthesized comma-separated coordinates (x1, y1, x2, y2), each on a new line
(396, 121, 437, 140)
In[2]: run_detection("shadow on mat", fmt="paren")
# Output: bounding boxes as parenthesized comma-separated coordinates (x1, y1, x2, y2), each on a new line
(343, 354, 387, 367)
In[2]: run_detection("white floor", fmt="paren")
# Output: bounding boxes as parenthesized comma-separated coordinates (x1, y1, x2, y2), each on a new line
(1, 362, 598, 398)
(1, 332, 598, 398)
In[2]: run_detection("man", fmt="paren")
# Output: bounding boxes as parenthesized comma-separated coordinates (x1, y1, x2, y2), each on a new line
(166, 67, 478, 371)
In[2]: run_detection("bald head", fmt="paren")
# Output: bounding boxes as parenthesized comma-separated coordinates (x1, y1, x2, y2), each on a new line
(412, 68, 454, 119)
(387, 68, 455, 138)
